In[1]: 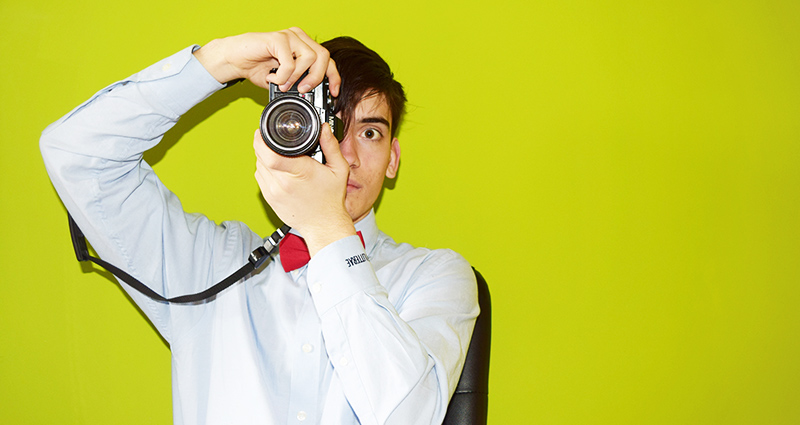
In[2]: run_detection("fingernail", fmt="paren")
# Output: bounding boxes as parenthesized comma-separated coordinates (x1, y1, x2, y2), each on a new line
(299, 84, 311, 93)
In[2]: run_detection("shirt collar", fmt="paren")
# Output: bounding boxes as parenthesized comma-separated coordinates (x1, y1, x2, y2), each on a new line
(354, 209, 379, 257)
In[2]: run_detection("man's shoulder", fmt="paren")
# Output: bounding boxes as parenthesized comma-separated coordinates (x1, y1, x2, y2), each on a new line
(373, 231, 473, 279)
(372, 232, 476, 310)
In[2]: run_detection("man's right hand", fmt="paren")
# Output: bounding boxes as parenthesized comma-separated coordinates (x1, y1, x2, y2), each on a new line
(253, 122, 356, 257)
(192, 28, 340, 96)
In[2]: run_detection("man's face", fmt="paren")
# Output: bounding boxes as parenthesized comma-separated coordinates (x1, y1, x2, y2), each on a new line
(339, 93, 400, 223)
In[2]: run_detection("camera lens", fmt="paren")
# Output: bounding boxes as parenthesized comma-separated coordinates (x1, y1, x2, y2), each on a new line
(273, 110, 308, 144)
(260, 97, 321, 157)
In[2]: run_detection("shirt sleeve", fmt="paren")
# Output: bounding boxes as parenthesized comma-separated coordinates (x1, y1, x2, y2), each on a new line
(306, 236, 479, 425)
(39, 46, 262, 341)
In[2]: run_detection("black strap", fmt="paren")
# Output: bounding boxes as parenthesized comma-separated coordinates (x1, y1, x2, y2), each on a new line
(68, 214, 289, 304)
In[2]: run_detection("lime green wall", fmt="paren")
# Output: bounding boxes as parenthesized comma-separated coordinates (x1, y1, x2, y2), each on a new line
(2, 1, 799, 423)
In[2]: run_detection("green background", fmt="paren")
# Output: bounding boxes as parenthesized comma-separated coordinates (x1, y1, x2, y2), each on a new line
(2, 1, 799, 423)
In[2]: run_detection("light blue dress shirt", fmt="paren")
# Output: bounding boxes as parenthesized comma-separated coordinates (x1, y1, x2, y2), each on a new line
(40, 46, 479, 425)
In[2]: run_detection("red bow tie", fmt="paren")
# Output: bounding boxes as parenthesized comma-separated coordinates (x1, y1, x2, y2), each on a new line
(279, 232, 365, 272)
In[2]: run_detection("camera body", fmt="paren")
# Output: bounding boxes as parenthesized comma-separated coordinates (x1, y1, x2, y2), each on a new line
(260, 76, 342, 163)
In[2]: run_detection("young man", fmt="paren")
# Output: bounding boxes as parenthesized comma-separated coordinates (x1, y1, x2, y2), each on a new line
(41, 28, 478, 425)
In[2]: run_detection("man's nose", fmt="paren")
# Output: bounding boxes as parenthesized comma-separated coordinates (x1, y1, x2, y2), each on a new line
(339, 137, 359, 167)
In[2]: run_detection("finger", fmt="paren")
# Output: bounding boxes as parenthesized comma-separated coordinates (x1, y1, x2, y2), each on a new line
(248, 57, 281, 90)
(324, 58, 341, 97)
(254, 131, 298, 202)
(284, 48, 317, 92)
(279, 33, 318, 92)
(268, 28, 317, 92)
(253, 129, 314, 176)
(253, 133, 278, 197)
(286, 27, 332, 93)
(263, 31, 305, 89)
(253, 129, 284, 171)
(254, 161, 274, 197)
(318, 123, 348, 172)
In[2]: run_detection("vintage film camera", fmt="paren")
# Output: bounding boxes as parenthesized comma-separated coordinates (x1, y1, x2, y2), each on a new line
(259, 74, 343, 163)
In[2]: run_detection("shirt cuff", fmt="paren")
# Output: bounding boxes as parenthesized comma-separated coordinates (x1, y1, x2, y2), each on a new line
(306, 234, 381, 314)
(134, 45, 225, 117)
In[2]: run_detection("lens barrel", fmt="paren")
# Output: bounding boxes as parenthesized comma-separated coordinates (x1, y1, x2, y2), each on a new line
(260, 96, 321, 157)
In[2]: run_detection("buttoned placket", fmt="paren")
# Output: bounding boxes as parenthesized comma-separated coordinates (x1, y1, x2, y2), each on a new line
(285, 266, 322, 424)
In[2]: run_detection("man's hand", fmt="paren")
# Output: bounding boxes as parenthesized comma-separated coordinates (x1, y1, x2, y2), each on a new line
(254, 123, 356, 257)
(193, 28, 340, 96)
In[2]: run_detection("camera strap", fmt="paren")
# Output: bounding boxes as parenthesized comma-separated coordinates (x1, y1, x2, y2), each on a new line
(67, 214, 290, 304)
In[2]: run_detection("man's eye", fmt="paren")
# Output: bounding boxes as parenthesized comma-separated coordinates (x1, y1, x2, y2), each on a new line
(363, 128, 382, 140)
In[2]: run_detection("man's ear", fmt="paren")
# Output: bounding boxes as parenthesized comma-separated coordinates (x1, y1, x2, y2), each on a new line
(386, 138, 401, 178)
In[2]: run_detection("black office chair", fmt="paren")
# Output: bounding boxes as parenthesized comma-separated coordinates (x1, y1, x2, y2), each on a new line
(442, 268, 492, 425)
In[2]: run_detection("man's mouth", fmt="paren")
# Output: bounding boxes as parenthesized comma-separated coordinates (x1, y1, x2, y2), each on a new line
(347, 179, 360, 192)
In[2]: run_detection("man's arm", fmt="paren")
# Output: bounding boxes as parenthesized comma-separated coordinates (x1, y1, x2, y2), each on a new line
(308, 236, 479, 425)
(40, 29, 341, 338)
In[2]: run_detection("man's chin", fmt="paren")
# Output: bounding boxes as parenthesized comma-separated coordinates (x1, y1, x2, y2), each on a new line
(348, 207, 371, 224)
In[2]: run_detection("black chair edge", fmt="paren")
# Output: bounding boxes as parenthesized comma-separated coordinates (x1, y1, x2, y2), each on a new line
(442, 267, 492, 425)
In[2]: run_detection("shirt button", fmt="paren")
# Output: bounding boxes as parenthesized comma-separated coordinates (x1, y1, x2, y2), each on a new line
(161, 63, 172, 72)
(297, 411, 307, 421)
(302, 343, 313, 353)
(340, 357, 349, 367)
(312, 283, 322, 294)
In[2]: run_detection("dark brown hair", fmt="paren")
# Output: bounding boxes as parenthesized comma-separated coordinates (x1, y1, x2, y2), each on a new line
(322, 37, 406, 138)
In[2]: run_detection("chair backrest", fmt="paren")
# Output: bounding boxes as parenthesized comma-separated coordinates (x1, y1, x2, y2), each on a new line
(442, 268, 492, 425)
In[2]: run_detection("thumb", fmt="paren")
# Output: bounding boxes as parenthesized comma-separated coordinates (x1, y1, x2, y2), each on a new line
(319, 123, 348, 172)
